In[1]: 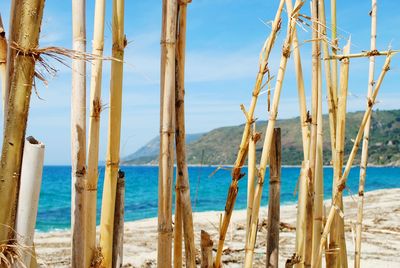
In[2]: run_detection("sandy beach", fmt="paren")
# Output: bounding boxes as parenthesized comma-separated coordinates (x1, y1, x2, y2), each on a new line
(33, 188, 400, 267)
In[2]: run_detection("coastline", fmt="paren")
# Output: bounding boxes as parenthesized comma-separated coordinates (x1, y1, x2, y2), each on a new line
(34, 188, 400, 267)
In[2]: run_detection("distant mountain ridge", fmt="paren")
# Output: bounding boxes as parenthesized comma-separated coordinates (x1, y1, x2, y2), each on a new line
(122, 109, 400, 166)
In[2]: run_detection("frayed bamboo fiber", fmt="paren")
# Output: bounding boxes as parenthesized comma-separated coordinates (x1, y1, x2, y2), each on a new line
(200, 230, 213, 268)
(158, 1, 178, 267)
(315, 53, 393, 267)
(112, 171, 125, 268)
(0, 14, 6, 111)
(214, 1, 285, 266)
(0, 0, 45, 242)
(266, 128, 281, 268)
(244, 2, 304, 266)
(174, 1, 196, 267)
(86, 0, 106, 265)
(355, 1, 377, 267)
(99, 0, 126, 266)
(15, 137, 45, 267)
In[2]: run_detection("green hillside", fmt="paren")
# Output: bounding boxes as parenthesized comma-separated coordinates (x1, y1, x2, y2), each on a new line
(123, 109, 400, 166)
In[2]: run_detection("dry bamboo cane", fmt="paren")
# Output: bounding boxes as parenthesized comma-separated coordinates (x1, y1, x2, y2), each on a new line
(266, 128, 281, 268)
(326, 50, 398, 60)
(244, 3, 304, 266)
(201, 230, 213, 268)
(315, 53, 393, 268)
(158, 1, 178, 267)
(112, 171, 125, 268)
(331, 0, 338, 106)
(329, 40, 351, 268)
(174, 189, 183, 268)
(355, 2, 377, 267)
(99, 0, 125, 266)
(214, 1, 285, 266)
(174, 1, 196, 267)
(0, 0, 45, 242)
(0, 14, 7, 111)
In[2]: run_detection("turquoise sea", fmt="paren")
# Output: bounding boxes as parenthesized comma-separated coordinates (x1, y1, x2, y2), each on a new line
(37, 166, 400, 231)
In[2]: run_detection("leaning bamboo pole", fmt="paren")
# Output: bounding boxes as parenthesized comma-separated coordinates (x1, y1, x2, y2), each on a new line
(71, 0, 87, 266)
(174, 1, 196, 267)
(85, 0, 106, 265)
(355, 2, 377, 267)
(0, 14, 7, 111)
(0, 0, 45, 243)
(15, 137, 45, 267)
(315, 53, 393, 267)
(214, 1, 285, 266)
(99, 0, 126, 266)
(244, 2, 304, 266)
(158, 1, 178, 267)
(246, 125, 258, 242)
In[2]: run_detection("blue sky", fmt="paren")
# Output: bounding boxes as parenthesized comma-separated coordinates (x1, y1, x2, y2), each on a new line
(0, 0, 399, 165)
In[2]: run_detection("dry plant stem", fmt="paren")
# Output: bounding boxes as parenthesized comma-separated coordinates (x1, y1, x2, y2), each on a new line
(112, 171, 125, 268)
(285, 0, 310, 161)
(0, 14, 7, 111)
(174, 1, 196, 267)
(355, 1, 377, 267)
(200, 230, 213, 268)
(246, 125, 258, 242)
(326, 50, 398, 60)
(0, 0, 44, 242)
(86, 0, 106, 265)
(331, 0, 338, 109)
(158, 1, 178, 267)
(329, 40, 351, 268)
(315, 54, 393, 268)
(244, 2, 304, 266)
(99, 0, 125, 266)
(214, 1, 285, 266)
(266, 128, 281, 268)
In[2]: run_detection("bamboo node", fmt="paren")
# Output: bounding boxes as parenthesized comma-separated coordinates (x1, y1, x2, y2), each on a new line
(178, 0, 192, 4)
(367, 49, 380, 56)
(106, 161, 119, 168)
(282, 44, 291, 58)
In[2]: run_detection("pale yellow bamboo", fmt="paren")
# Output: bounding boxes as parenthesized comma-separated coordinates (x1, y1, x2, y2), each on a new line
(0, 0, 45, 243)
(99, 0, 125, 266)
(214, 1, 285, 266)
(86, 0, 106, 265)
(158, 1, 178, 267)
(315, 54, 393, 268)
(355, 1, 377, 267)
(0, 14, 7, 112)
(246, 126, 258, 242)
(331, 0, 338, 107)
(244, 2, 304, 266)
(326, 50, 398, 60)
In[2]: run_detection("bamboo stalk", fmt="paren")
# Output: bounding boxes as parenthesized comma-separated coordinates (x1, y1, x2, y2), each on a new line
(214, 1, 285, 266)
(201, 230, 213, 268)
(325, 50, 398, 60)
(85, 0, 106, 265)
(174, 187, 183, 268)
(244, 2, 304, 266)
(315, 53, 393, 267)
(331, 0, 338, 111)
(174, 1, 196, 267)
(15, 137, 45, 267)
(0, 14, 7, 112)
(266, 128, 281, 268)
(99, 0, 126, 266)
(355, 1, 377, 267)
(158, 1, 178, 267)
(0, 0, 45, 242)
(112, 171, 125, 268)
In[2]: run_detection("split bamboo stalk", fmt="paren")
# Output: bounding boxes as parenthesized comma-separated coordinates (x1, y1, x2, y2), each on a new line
(0, 14, 7, 111)
(355, 1, 377, 267)
(158, 1, 178, 267)
(266, 128, 281, 268)
(15, 137, 45, 267)
(174, 1, 196, 267)
(71, 0, 87, 266)
(85, 0, 106, 265)
(329, 40, 351, 268)
(214, 1, 285, 266)
(200, 230, 213, 268)
(112, 171, 125, 268)
(315, 53, 393, 267)
(99, 0, 126, 266)
(0, 0, 45, 242)
(244, 2, 304, 266)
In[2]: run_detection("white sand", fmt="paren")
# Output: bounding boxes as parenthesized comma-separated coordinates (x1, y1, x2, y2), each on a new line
(34, 188, 400, 267)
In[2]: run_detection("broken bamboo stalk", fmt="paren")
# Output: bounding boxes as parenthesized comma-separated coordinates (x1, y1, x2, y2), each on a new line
(201, 230, 213, 268)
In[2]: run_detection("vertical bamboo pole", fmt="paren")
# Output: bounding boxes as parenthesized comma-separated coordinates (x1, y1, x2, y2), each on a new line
(99, 0, 125, 266)
(355, 2, 377, 268)
(0, 14, 7, 111)
(329, 40, 350, 268)
(112, 171, 125, 268)
(215, 2, 285, 266)
(266, 128, 281, 268)
(174, 1, 196, 267)
(246, 125, 258, 242)
(0, 0, 45, 242)
(244, 3, 304, 266)
(331, 0, 338, 106)
(158, 1, 178, 267)
(174, 190, 183, 268)
(201, 230, 213, 268)
(86, 0, 106, 265)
